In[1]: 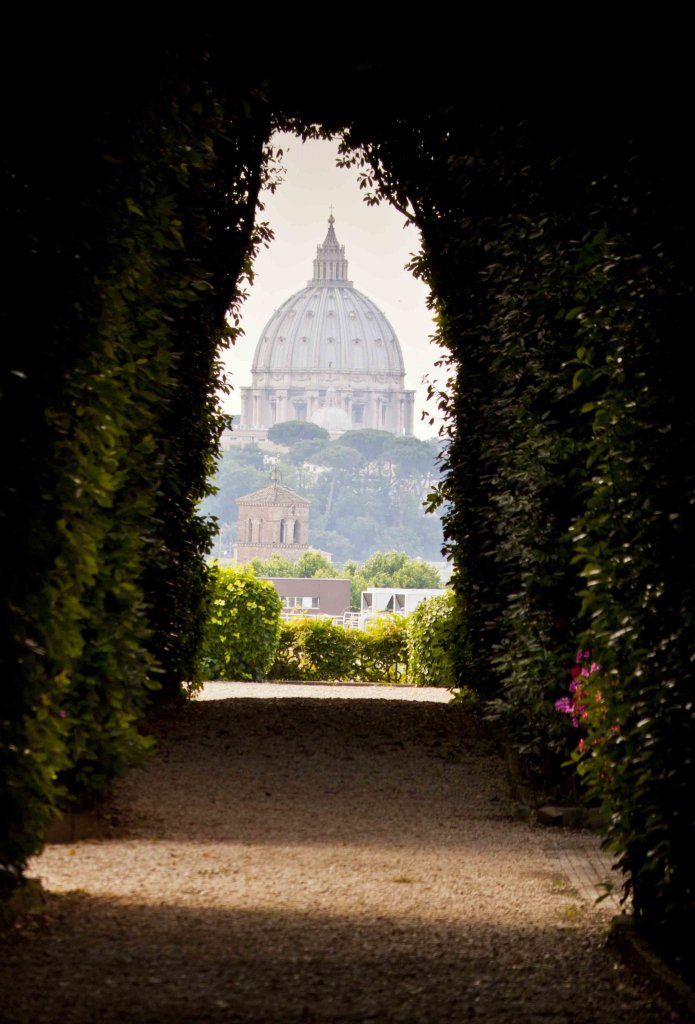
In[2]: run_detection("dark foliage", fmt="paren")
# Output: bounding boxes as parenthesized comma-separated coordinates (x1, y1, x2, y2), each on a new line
(340, 92, 693, 973)
(2, 43, 693, 979)
(1, 40, 272, 882)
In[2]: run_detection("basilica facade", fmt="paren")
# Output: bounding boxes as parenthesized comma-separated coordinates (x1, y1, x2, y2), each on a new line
(234, 482, 310, 565)
(240, 216, 415, 436)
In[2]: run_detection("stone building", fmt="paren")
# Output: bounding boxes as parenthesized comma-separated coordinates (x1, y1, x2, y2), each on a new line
(240, 215, 415, 436)
(234, 482, 310, 565)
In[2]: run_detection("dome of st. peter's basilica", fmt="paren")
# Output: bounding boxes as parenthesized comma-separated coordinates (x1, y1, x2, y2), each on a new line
(240, 216, 415, 436)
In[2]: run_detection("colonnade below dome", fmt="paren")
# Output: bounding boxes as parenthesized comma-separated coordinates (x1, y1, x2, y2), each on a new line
(240, 380, 415, 436)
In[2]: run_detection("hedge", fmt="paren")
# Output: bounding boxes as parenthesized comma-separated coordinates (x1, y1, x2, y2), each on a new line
(407, 592, 460, 688)
(200, 566, 282, 681)
(1, 48, 272, 887)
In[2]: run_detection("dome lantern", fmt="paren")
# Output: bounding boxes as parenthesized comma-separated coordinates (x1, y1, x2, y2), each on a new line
(310, 213, 352, 285)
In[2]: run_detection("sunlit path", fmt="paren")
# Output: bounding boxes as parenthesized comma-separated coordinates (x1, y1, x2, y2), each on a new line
(197, 681, 451, 702)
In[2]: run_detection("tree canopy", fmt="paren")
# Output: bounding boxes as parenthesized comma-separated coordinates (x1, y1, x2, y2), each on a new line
(250, 550, 335, 579)
(202, 432, 444, 564)
(267, 420, 329, 446)
(338, 429, 392, 463)
(342, 551, 442, 610)
(247, 549, 442, 611)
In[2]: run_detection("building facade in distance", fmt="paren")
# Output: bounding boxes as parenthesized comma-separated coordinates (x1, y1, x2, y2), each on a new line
(263, 577, 352, 619)
(240, 215, 415, 437)
(235, 482, 310, 565)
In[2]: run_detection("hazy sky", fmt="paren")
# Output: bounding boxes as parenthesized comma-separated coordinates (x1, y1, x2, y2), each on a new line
(221, 132, 446, 438)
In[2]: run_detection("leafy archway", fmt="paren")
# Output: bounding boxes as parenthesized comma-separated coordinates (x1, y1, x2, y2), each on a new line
(3, 44, 692, 977)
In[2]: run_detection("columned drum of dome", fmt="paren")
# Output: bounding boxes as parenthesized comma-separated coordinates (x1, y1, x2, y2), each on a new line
(240, 216, 415, 436)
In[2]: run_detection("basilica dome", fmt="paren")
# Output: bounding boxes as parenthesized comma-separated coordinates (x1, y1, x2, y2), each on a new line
(240, 216, 414, 436)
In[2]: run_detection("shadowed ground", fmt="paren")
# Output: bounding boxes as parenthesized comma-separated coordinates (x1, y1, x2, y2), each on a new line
(0, 692, 676, 1023)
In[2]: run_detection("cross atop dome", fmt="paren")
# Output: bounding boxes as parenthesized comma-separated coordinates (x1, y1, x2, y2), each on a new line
(311, 212, 352, 285)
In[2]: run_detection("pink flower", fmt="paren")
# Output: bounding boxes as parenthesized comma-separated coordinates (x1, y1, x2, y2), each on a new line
(556, 648, 602, 734)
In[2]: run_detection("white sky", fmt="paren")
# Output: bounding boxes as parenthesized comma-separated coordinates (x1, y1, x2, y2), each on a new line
(221, 132, 447, 439)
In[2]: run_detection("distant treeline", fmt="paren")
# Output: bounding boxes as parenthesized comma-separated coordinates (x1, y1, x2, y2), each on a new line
(201, 424, 445, 564)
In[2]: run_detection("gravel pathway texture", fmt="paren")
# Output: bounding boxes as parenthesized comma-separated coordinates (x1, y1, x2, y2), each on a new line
(0, 684, 678, 1023)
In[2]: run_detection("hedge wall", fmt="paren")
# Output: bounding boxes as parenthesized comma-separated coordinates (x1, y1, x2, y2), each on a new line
(1, 44, 272, 886)
(3, 50, 693, 979)
(268, 614, 410, 684)
(341, 97, 693, 974)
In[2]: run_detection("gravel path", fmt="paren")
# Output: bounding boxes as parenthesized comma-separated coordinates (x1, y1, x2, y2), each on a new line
(0, 686, 677, 1023)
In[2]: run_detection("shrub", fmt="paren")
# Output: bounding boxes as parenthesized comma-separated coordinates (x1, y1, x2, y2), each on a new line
(270, 614, 413, 683)
(1, 66, 273, 886)
(357, 614, 409, 683)
(199, 565, 282, 680)
(268, 617, 357, 681)
(407, 591, 459, 688)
